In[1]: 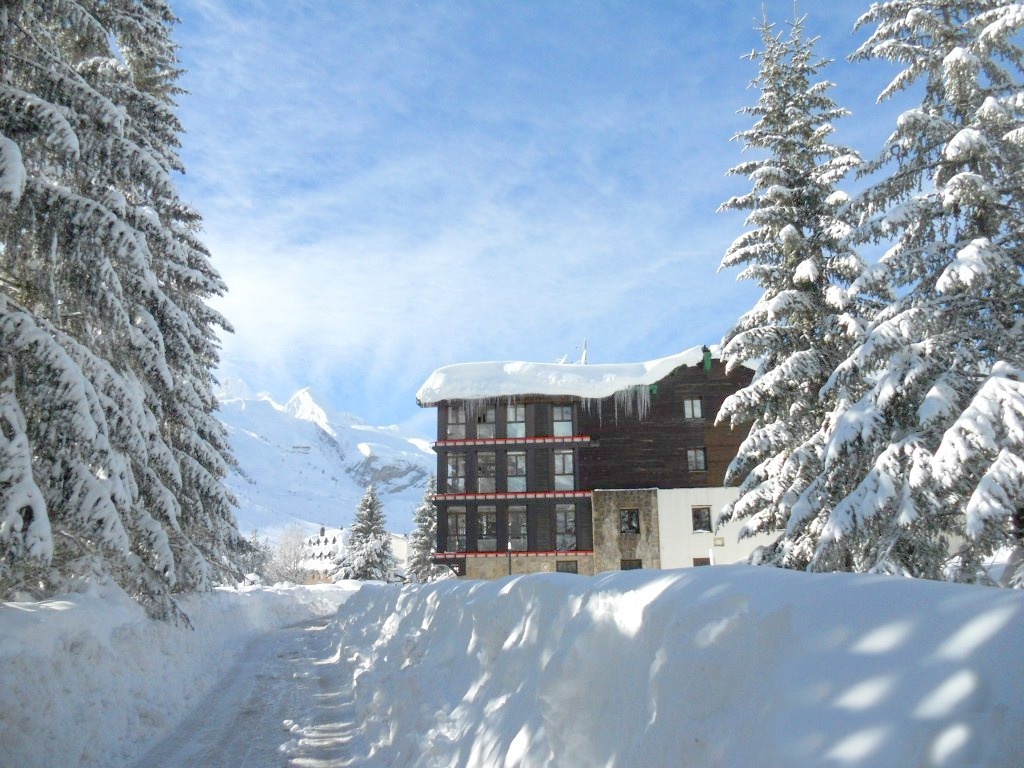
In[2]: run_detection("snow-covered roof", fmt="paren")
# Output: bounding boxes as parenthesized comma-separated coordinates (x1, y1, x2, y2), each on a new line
(416, 345, 740, 406)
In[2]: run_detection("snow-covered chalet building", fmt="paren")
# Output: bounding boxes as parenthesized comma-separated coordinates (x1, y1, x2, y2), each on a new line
(416, 346, 773, 578)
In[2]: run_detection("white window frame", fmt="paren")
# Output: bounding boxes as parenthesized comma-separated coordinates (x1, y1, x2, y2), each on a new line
(683, 398, 703, 419)
(687, 447, 707, 472)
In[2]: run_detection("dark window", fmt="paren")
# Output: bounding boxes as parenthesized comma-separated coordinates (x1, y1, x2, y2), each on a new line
(507, 451, 527, 492)
(683, 398, 703, 419)
(447, 507, 466, 551)
(476, 406, 496, 438)
(693, 557, 712, 567)
(553, 405, 573, 437)
(620, 508, 640, 534)
(554, 450, 574, 490)
(506, 404, 526, 438)
(692, 506, 712, 533)
(447, 454, 466, 493)
(447, 405, 466, 439)
(477, 506, 497, 552)
(620, 559, 642, 570)
(556, 560, 578, 574)
(477, 451, 496, 493)
(687, 447, 707, 472)
(508, 505, 527, 551)
(555, 503, 576, 550)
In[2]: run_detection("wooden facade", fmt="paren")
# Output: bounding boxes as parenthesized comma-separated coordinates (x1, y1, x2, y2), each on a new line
(579, 357, 751, 490)
(427, 354, 752, 578)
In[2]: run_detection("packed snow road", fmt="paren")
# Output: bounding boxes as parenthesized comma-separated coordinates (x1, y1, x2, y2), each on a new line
(133, 617, 363, 768)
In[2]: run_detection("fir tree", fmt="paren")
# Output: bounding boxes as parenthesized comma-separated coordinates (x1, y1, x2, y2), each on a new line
(406, 476, 447, 583)
(807, 1, 1024, 583)
(333, 486, 396, 582)
(0, 1, 240, 616)
(716, 12, 862, 567)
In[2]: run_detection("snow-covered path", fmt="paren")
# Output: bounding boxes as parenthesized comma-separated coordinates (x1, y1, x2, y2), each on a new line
(133, 617, 361, 768)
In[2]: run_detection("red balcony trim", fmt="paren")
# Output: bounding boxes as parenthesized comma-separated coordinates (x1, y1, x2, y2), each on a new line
(431, 490, 591, 502)
(433, 435, 591, 448)
(433, 550, 595, 559)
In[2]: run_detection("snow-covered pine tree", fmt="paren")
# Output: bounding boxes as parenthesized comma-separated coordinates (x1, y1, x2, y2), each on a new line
(406, 476, 447, 583)
(809, 2, 1024, 583)
(715, 12, 862, 567)
(0, 1, 240, 616)
(333, 486, 397, 582)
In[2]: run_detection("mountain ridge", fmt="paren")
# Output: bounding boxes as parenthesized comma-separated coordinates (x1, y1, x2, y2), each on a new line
(217, 382, 434, 540)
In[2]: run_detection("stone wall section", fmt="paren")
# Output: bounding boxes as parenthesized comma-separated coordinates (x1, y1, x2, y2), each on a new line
(592, 489, 661, 573)
(465, 554, 596, 579)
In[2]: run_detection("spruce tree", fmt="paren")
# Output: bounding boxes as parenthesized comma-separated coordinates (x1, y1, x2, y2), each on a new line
(0, 1, 240, 615)
(407, 476, 446, 583)
(333, 486, 396, 582)
(716, 12, 862, 568)
(808, 1, 1024, 583)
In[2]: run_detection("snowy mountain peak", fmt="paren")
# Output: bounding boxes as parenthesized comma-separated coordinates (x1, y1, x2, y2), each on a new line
(218, 384, 433, 538)
(285, 388, 336, 436)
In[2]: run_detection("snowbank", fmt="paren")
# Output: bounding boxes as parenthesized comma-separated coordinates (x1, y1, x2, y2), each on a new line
(337, 567, 1024, 768)
(0, 581, 359, 768)
(415, 345, 743, 406)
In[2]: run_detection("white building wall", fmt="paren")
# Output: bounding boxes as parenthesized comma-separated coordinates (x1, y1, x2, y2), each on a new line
(390, 533, 409, 571)
(656, 488, 777, 569)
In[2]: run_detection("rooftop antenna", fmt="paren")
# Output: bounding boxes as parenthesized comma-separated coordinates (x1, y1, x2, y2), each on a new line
(578, 339, 588, 365)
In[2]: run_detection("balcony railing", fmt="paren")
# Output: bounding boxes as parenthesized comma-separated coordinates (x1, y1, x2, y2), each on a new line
(433, 435, 591, 448)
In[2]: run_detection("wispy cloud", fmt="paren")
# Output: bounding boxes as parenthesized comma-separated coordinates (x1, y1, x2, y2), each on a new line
(172, 0, 891, 431)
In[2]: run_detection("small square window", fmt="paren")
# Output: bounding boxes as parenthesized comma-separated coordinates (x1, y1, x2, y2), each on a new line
(693, 557, 712, 567)
(683, 398, 703, 419)
(555, 560, 578, 574)
(692, 506, 712, 533)
(620, 559, 642, 571)
(687, 447, 707, 472)
(620, 508, 640, 534)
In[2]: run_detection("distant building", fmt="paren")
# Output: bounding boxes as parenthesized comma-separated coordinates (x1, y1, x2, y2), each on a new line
(416, 346, 775, 578)
(303, 527, 409, 582)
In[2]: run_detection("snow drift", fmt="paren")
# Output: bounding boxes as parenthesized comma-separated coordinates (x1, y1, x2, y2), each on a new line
(0, 582, 357, 768)
(338, 567, 1024, 768)
(3, 567, 1022, 767)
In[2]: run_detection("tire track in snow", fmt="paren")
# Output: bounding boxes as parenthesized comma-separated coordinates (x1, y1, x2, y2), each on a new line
(133, 617, 361, 767)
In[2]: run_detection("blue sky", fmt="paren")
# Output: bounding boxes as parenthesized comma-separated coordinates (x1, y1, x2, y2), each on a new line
(171, 1, 901, 437)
